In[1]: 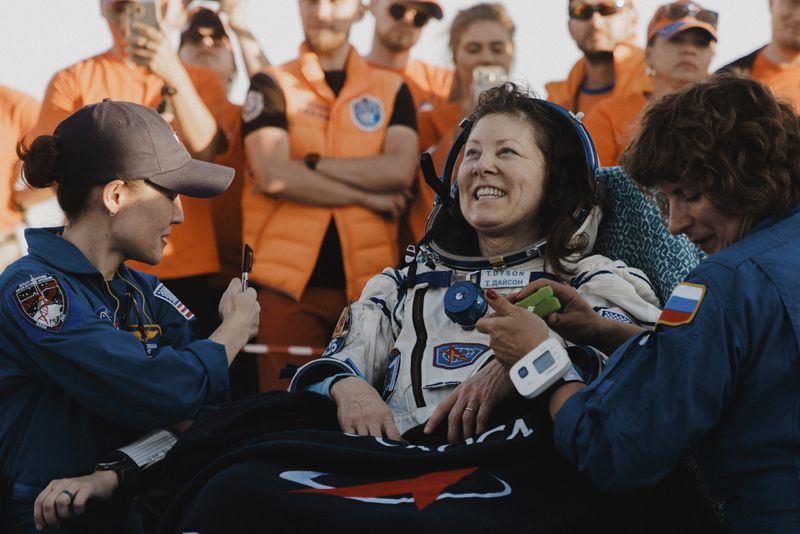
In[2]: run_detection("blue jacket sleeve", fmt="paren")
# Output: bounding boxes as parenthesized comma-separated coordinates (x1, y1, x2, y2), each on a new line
(553, 271, 741, 492)
(3, 272, 230, 429)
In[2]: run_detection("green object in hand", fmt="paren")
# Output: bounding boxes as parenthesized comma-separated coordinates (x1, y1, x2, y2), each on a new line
(515, 286, 562, 318)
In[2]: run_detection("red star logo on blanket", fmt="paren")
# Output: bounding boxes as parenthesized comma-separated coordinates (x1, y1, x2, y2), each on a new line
(291, 467, 478, 510)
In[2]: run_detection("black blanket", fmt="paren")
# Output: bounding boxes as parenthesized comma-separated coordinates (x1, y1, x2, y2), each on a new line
(154, 392, 722, 533)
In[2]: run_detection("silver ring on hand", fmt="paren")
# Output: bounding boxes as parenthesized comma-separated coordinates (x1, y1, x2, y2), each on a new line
(464, 407, 476, 415)
(60, 489, 77, 504)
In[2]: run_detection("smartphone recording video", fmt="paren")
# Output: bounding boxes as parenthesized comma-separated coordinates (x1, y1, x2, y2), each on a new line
(472, 66, 509, 103)
(126, 0, 160, 30)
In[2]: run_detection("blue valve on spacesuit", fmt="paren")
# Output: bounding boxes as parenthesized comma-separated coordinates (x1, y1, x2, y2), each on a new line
(444, 281, 488, 329)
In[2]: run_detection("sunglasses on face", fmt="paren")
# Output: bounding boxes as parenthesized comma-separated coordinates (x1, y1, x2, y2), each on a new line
(661, 2, 719, 28)
(182, 28, 227, 46)
(388, 2, 431, 28)
(569, 0, 627, 20)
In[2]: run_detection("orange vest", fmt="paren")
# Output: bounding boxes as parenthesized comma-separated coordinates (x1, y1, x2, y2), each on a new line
(0, 86, 39, 235)
(583, 91, 648, 167)
(545, 42, 651, 113)
(242, 46, 403, 301)
(35, 51, 227, 279)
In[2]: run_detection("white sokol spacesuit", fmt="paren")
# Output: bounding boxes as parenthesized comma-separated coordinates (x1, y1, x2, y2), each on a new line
(290, 96, 662, 434)
(290, 206, 661, 434)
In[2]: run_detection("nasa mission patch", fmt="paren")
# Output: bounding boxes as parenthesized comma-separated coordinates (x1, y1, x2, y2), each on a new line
(14, 274, 68, 332)
(349, 95, 384, 132)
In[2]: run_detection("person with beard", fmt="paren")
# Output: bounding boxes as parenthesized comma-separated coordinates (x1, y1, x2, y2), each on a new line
(546, 0, 651, 114)
(242, 0, 419, 391)
(718, 0, 800, 111)
(365, 0, 453, 150)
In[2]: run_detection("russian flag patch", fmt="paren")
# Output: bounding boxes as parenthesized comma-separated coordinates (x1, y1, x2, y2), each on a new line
(657, 282, 705, 327)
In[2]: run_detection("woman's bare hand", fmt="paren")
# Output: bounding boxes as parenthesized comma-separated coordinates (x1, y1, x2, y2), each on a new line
(331, 376, 402, 440)
(424, 359, 515, 443)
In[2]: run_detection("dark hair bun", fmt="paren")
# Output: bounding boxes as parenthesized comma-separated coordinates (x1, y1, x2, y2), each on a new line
(16, 135, 61, 189)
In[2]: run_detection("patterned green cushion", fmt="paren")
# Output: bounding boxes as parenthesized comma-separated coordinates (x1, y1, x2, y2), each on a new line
(594, 166, 704, 304)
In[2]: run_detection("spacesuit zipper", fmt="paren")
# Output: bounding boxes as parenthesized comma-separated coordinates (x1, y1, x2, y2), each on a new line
(410, 287, 428, 408)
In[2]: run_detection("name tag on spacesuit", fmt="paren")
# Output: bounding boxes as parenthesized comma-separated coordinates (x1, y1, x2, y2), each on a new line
(480, 269, 528, 290)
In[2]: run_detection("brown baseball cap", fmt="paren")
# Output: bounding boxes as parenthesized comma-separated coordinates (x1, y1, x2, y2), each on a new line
(53, 99, 233, 198)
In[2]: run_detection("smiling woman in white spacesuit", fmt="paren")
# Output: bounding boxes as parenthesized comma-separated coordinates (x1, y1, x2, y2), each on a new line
(289, 83, 662, 444)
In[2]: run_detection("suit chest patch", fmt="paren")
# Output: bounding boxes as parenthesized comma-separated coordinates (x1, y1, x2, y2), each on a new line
(432, 343, 489, 370)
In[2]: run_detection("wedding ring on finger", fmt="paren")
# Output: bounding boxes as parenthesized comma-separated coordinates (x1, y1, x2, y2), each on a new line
(59, 489, 77, 505)
(464, 406, 477, 416)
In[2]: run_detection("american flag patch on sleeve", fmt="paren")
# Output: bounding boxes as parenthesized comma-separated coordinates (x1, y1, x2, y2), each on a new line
(656, 282, 705, 327)
(154, 283, 195, 321)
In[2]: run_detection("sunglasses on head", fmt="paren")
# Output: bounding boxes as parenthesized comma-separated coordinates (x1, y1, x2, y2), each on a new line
(661, 2, 718, 28)
(109, 1, 140, 16)
(569, 0, 627, 20)
(388, 2, 431, 28)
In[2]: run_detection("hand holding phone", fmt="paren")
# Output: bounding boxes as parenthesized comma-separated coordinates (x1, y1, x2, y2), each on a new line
(126, 1, 160, 31)
(126, 1, 160, 54)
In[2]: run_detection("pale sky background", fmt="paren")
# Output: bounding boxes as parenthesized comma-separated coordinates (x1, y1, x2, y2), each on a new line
(0, 1, 771, 104)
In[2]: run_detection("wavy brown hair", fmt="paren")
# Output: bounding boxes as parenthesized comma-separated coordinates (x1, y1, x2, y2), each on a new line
(621, 74, 800, 223)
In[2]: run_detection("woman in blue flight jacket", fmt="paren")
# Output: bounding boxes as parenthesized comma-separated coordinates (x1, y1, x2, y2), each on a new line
(484, 74, 800, 531)
(1, 100, 259, 533)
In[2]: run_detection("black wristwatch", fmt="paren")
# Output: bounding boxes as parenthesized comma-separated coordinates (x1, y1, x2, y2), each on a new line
(95, 454, 139, 488)
(304, 152, 320, 171)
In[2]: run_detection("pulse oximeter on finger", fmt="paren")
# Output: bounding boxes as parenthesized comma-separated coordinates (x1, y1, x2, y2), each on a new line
(510, 338, 572, 399)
